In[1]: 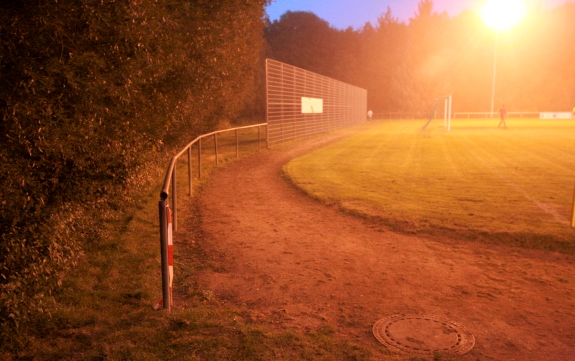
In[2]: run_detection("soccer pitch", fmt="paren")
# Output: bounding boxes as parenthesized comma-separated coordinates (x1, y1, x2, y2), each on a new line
(284, 119, 575, 252)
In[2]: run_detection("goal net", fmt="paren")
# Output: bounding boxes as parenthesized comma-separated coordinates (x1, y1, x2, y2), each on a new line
(421, 96, 452, 131)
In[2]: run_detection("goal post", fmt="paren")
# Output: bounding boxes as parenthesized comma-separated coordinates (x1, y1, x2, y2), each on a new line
(421, 95, 452, 131)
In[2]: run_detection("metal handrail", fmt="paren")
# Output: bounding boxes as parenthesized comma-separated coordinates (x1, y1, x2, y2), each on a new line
(160, 123, 268, 200)
(158, 122, 267, 311)
(453, 111, 541, 119)
(373, 112, 427, 119)
(373, 111, 548, 120)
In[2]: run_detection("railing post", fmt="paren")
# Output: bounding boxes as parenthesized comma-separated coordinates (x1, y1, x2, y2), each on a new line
(214, 133, 218, 166)
(159, 198, 171, 311)
(188, 147, 193, 196)
(172, 167, 177, 231)
(235, 129, 239, 158)
(198, 138, 202, 179)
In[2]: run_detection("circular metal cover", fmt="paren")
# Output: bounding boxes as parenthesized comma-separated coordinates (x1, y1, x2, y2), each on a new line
(373, 314, 475, 355)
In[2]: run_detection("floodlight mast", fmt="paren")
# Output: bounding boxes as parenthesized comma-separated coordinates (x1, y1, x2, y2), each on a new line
(481, 0, 527, 117)
(490, 32, 499, 118)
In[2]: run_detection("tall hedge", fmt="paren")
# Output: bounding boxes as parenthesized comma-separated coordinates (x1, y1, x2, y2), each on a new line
(0, 0, 267, 331)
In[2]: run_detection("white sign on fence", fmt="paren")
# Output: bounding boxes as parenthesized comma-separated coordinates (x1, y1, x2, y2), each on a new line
(540, 112, 573, 119)
(301, 97, 323, 114)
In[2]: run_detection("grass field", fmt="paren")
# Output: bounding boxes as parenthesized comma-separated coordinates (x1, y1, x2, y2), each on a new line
(284, 118, 575, 253)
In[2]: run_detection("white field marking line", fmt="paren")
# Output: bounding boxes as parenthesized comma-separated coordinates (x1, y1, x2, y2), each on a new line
(461, 139, 569, 226)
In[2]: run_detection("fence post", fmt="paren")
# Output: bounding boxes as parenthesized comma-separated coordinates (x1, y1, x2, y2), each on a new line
(235, 129, 239, 158)
(172, 167, 177, 231)
(188, 147, 193, 196)
(198, 138, 202, 179)
(214, 133, 218, 166)
(258, 125, 261, 150)
(158, 199, 171, 311)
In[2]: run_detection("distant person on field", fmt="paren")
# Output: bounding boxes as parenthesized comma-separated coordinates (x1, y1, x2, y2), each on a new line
(367, 109, 373, 120)
(498, 105, 507, 128)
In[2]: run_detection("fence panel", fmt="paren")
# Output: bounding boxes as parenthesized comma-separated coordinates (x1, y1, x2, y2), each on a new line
(266, 59, 367, 146)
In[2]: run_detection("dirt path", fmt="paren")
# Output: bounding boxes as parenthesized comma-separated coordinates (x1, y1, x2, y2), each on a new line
(193, 130, 575, 360)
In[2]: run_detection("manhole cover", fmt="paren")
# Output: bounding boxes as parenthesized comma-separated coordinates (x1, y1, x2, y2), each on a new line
(373, 315, 475, 355)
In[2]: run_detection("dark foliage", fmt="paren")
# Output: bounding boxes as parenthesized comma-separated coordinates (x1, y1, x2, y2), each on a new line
(0, 0, 267, 332)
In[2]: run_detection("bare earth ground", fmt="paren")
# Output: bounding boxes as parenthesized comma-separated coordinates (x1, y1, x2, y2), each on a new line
(188, 130, 575, 360)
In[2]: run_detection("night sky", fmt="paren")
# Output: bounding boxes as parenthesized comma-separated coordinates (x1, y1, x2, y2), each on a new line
(265, 0, 572, 29)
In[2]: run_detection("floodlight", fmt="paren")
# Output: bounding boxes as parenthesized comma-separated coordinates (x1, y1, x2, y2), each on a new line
(481, 0, 526, 31)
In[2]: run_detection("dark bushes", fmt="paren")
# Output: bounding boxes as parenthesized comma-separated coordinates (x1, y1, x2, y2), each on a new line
(0, 0, 267, 332)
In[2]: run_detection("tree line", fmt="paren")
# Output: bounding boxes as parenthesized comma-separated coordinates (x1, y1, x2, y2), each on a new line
(264, 0, 575, 114)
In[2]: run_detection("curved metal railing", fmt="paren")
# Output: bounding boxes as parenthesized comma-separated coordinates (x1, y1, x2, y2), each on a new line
(158, 123, 267, 311)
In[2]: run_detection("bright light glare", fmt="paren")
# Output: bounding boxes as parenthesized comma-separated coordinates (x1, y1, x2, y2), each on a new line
(481, 0, 526, 30)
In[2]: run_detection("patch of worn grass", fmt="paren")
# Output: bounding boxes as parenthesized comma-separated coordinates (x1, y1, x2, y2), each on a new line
(284, 119, 575, 253)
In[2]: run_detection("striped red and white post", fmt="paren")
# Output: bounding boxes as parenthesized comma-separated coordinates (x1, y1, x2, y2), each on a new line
(167, 205, 174, 305)
(154, 201, 174, 311)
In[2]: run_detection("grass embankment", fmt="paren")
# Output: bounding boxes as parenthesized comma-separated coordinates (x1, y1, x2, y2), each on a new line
(3, 127, 386, 361)
(284, 119, 575, 253)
